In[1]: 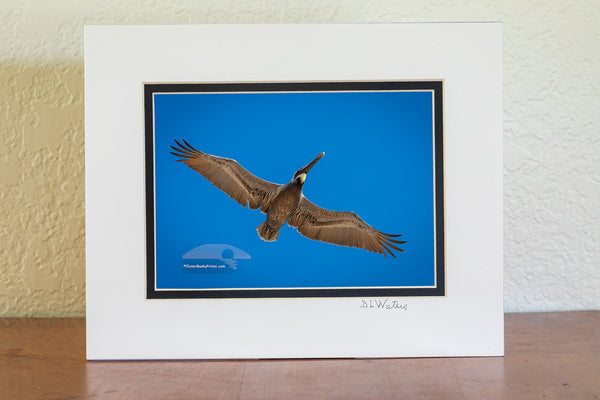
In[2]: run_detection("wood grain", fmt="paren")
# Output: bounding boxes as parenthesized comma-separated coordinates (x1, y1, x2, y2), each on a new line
(1, 311, 598, 399)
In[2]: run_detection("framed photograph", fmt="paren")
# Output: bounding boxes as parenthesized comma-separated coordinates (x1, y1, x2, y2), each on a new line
(145, 81, 445, 299)
(85, 23, 503, 359)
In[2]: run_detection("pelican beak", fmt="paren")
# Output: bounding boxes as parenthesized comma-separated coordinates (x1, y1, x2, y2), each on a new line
(300, 152, 325, 174)
(298, 172, 307, 184)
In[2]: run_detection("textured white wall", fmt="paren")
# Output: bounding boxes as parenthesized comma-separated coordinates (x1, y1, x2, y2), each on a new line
(0, 1, 598, 315)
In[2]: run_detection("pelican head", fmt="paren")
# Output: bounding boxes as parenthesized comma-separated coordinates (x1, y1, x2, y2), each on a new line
(293, 152, 324, 185)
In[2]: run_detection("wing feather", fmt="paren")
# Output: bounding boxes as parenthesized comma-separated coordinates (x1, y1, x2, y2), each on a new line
(288, 197, 406, 258)
(170, 139, 280, 212)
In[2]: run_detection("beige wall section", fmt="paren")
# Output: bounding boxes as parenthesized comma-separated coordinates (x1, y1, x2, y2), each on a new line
(0, 64, 85, 316)
(1, 1, 599, 316)
(0, 1, 191, 317)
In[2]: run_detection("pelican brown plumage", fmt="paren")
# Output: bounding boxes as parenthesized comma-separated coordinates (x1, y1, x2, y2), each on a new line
(170, 139, 406, 257)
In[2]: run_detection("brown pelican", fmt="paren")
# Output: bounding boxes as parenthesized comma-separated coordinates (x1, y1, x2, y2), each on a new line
(170, 139, 406, 257)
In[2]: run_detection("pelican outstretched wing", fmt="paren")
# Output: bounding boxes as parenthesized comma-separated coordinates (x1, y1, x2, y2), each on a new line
(170, 139, 280, 212)
(288, 197, 406, 258)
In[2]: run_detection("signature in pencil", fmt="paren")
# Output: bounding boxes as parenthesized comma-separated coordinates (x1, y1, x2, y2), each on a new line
(360, 299, 407, 310)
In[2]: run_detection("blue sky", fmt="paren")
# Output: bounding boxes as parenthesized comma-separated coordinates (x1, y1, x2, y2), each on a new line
(152, 89, 437, 290)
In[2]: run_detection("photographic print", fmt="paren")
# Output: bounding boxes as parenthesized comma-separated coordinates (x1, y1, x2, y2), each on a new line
(87, 24, 502, 359)
(145, 81, 444, 298)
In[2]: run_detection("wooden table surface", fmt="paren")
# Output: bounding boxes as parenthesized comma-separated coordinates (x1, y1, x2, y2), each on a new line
(1, 311, 598, 399)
